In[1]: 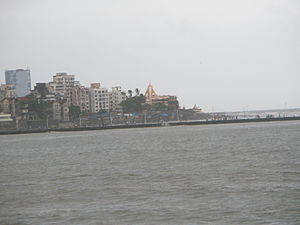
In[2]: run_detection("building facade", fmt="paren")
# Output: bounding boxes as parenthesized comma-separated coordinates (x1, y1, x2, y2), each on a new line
(0, 98, 14, 115)
(0, 84, 16, 100)
(52, 101, 69, 121)
(48, 73, 79, 106)
(32, 83, 56, 102)
(109, 86, 126, 112)
(31, 82, 69, 121)
(89, 83, 109, 113)
(71, 85, 90, 112)
(144, 84, 179, 109)
(5, 69, 31, 97)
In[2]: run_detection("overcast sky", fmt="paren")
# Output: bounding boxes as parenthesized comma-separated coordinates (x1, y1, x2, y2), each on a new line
(0, 0, 299, 112)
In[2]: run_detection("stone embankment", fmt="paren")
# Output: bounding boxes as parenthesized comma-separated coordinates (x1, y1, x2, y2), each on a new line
(0, 116, 299, 135)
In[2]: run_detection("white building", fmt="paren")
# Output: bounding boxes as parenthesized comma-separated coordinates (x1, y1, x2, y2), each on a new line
(0, 114, 13, 122)
(89, 83, 109, 113)
(48, 73, 79, 106)
(109, 86, 126, 112)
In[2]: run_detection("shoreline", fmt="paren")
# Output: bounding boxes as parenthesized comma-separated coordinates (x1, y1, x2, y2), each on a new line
(0, 116, 300, 135)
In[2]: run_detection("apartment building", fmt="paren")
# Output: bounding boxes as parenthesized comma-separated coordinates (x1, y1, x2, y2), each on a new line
(71, 85, 90, 112)
(89, 83, 109, 113)
(0, 84, 16, 99)
(48, 73, 79, 106)
(109, 86, 126, 112)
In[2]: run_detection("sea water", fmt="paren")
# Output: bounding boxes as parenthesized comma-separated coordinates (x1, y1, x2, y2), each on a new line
(0, 121, 299, 224)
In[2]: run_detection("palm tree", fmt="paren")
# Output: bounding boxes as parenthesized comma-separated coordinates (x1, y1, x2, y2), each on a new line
(128, 90, 133, 98)
(135, 88, 140, 96)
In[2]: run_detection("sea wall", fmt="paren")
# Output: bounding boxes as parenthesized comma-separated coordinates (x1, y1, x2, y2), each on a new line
(0, 116, 299, 135)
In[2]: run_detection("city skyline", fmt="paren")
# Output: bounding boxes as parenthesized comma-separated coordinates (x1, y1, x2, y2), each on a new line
(1, 68, 298, 113)
(1, 0, 299, 112)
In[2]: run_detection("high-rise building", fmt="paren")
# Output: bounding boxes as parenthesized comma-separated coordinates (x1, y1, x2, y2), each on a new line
(5, 69, 31, 97)
(89, 83, 109, 113)
(109, 86, 126, 112)
(71, 85, 90, 112)
(48, 73, 79, 106)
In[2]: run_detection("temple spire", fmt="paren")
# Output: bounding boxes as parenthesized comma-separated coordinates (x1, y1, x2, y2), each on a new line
(144, 83, 157, 104)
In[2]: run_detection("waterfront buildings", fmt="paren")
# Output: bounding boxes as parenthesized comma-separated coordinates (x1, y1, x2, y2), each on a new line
(0, 84, 16, 99)
(89, 83, 109, 113)
(109, 86, 126, 112)
(0, 98, 14, 115)
(32, 83, 56, 102)
(144, 84, 178, 109)
(1, 68, 182, 128)
(0, 96, 31, 121)
(5, 69, 31, 97)
(48, 73, 79, 106)
(71, 84, 126, 113)
(32, 83, 69, 121)
(71, 85, 90, 112)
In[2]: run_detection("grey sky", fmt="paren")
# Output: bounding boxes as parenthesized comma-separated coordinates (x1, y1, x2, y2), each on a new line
(0, 0, 299, 112)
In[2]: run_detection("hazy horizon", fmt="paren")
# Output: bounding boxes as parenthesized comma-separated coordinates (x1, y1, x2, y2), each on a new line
(0, 0, 299, 112)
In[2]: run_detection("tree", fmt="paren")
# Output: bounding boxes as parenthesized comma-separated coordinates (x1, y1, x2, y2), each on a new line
(30, 101, 52, 120)
(128, 90, 133, 98)
(120, 94, 147, 113)
(135, 88, 140, 96)
(69, 105, 81, 121)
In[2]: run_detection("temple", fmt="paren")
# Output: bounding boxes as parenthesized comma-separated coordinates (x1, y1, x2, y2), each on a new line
(144, 84, 179, 108)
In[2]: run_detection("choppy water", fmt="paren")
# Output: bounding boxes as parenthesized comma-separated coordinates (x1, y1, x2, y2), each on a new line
(0, 121, 299, 225)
